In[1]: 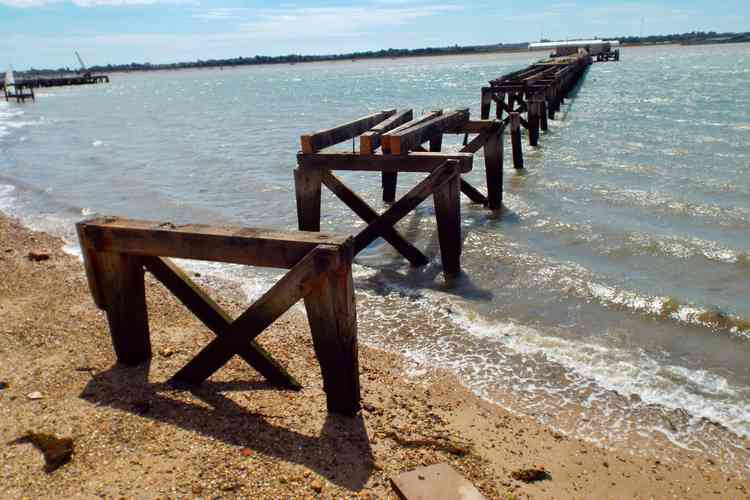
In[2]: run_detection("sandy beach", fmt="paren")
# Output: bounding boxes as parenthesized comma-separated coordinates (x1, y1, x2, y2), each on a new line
(1, 212, 748, 499)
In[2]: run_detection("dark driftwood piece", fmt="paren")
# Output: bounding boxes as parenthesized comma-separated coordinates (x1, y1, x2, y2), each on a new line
(77, 217, 360, 415)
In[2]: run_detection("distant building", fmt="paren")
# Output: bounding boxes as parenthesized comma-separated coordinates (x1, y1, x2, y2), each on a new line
(529, 39, 620, 57)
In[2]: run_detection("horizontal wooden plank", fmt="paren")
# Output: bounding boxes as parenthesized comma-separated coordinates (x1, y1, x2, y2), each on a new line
(77, 217, 352, 270)
(380, 111, 442, 152)
(298, 151, 473, 173)
(360, 109, 414, 154)
(388, 109, 470, 154)
(445, 119, 504, 134)
(301, 109, 396, 153)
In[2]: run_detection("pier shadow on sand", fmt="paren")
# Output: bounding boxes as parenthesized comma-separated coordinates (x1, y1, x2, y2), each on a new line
(80, 362, 374, 491)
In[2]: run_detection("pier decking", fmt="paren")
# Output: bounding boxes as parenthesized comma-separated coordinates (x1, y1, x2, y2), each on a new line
(481, 52, 593, 168)
(1, 74, 109, 101)
(21, 74, 110, 88)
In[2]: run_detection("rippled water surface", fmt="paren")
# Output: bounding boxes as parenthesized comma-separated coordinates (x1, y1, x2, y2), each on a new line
(2, 44, 750, 470)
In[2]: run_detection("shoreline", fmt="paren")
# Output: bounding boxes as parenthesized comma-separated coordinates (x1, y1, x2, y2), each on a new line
(16, 41, 735, 78)
(1, 211, 749, 498)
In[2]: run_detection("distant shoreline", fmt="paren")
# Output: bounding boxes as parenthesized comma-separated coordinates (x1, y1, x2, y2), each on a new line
(13, 32, 749, 78)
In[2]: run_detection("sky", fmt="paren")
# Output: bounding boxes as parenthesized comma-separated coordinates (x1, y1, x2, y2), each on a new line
(1, 0, 749, 70)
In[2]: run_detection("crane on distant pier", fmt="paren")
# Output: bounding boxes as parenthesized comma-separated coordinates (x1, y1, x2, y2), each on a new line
(75, 51, 91, 78)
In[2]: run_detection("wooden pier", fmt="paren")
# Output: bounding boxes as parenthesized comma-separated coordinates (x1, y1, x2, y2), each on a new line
(3, 82, 35, 103)
(480, 52, 593, 168)
(73, 49, 608, 417)
(20, 74, 110, 88)
(295, 108, 505, 280)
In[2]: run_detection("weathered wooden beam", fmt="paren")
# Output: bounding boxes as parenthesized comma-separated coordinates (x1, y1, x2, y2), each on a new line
(298, 152, 474, 173)
(360, 109, 414, 154)
(95, 252, 151, 366)
(459, 121, 504, 154)
(484, 126, 504, 210)
(433, 172, 461, 277)
(143, 257, 301, 390)
(387, 109, 470, 155)
(460, 179, 488, 205)
(380, 111, 443, 152)
(528, 95, 542, 147)
(294, 167, 322, 232)
(355, 161, 458, 251)
(481, 87, 492, 119)
(510, 112, 524, 169)
(300, 109, 396, 153)
(303, 246, 360, 415)
(446, 119, 502, 134)
(76, 217, 349, 270)
(379, 111, 443, 201)
(321, 171, 429, 266)
(382, 171, 398, 203)
(172, 245, 341, 385)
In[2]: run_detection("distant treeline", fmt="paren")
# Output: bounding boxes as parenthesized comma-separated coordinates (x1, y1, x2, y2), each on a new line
(13, 31, 750, 77)
(618, 31, 750, 45)
(18, 43, 529, 76)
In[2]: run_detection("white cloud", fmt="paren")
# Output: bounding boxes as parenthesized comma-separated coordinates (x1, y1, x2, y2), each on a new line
(192, 7, 252, 21)
(239, 4, 464, 40)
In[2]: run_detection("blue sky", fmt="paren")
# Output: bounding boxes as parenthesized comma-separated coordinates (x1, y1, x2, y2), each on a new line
(2, 0, 749, 69)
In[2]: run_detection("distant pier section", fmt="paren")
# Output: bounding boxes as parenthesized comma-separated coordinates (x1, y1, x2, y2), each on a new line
(530, 39, 620, 62)
(2, 73, 110, 102)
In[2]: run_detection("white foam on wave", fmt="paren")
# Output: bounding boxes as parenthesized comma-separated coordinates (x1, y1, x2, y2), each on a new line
(450, 308, 750, 439)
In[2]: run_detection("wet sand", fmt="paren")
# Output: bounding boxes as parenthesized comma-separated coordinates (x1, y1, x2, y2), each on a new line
(1, 212, 747, 499)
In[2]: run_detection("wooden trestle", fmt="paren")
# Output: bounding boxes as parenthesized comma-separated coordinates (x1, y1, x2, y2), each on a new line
(480, 52, 593, 168)
(77, 217, 361, 415)
(295, 108, 505, 280)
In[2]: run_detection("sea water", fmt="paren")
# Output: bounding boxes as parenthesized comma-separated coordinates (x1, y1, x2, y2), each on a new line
(2, 44, 749, 471)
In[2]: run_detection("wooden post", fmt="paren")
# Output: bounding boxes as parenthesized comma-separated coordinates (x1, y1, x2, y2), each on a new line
(303, 247, 360, 415)
(510, 113, 524, 169)
(528, 95, 541, 147)
(540, 100, 549, 132)
(382, 172, 398, 203)
(433, 170, 461, 277)
(294, 167, 322, 231)
(429, 134, 443, 152)
(495, 93, 505, 121)
(97, 252, 151, 365)
(480, 87, 492, 120)
(484, 127, 503, 210)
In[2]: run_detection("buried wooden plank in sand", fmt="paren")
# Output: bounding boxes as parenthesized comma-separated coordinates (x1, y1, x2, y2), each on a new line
(391, 463, 486, 500)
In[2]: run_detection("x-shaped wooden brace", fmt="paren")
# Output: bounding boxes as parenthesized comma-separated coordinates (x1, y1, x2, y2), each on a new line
(299, 160, 462, 277)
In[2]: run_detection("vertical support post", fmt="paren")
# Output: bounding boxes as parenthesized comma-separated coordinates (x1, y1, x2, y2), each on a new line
(495, 93, 505, 121)
(484, 126, 503, 210)
(294, 167, 322, 231)
(480, 87, 492, 120)
(303, 246, 360, 415)
(97, 252, 151, 365)
(528, 94, 541, 147)
(540, 100, 549, 132)
(382, 172, 398, 203)
(510, 113, 524, 169)
(433, 168, 461, 278)
(429, 134, 443, 152)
